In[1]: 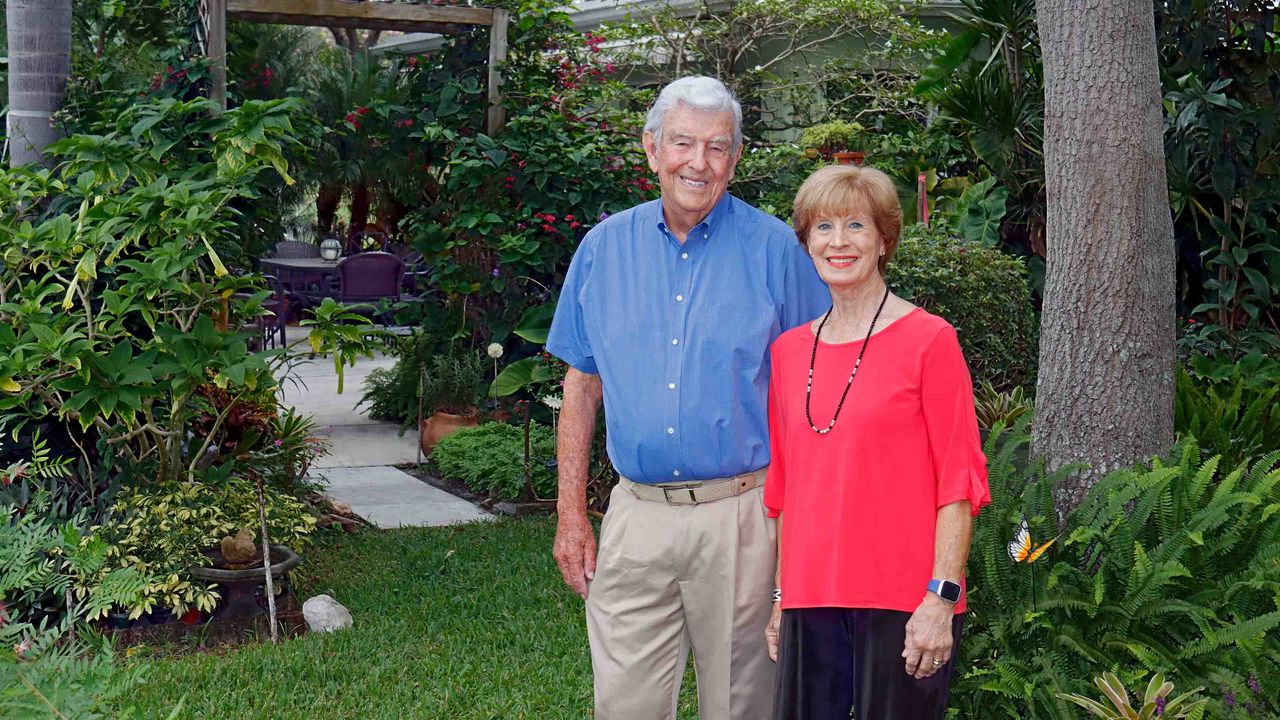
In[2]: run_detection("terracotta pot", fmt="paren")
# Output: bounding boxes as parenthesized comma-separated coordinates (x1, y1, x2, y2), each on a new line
(832, 151, 866, 166)
(420, 410, 479, 453)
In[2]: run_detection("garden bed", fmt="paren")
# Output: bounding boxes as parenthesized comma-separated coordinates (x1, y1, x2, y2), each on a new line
(109, 589, 309, 656)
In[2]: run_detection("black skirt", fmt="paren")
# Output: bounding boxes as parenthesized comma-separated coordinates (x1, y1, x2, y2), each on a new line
(772, 607, 964, 720)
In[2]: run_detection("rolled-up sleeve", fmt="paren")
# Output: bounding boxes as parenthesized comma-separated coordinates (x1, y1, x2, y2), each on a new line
(920, 326, 991, 516)
(546, 235, 599, 375)
(763, 345, 786, 517)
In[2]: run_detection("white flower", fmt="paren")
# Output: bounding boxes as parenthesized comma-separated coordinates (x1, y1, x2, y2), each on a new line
(541, 394, 563, 411)
(486, 343, 504, 359)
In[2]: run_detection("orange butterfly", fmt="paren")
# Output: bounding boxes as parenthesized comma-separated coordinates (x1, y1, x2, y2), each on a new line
(1007, 515, 1057, 563)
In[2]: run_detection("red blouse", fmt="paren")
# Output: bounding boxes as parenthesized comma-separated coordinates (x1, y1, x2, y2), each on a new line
(764, 308, 990, 613)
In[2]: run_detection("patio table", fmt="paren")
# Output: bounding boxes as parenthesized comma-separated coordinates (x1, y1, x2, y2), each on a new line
(260, 257, 341, 302)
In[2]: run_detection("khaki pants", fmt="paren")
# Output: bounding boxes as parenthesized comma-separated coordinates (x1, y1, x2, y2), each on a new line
(586, 475, 777, 720)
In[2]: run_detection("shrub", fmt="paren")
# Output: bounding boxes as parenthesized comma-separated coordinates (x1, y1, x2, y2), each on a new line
(360, 331, 446, 428)
(887, 224, 1038, 390)
(430, 422, 556, 500)
(87, 478, 318, 618)
(1176, 353, 1280, 471)
(955, 424, 1280, 719)
(424, 349, 488, 415)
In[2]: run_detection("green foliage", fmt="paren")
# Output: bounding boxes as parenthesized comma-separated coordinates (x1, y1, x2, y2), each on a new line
(950, 176, 1009, 246)
(430, 422, 557, 500)
(1176, 354, 1280, 471)
(424, 349, 488, 415)
(87, 478, 318, 618)
(1058, 672, 1207, 719)
(798, 121, 864, 156)
(956, 427, 1280, 719)
(887, 225, 1038, 390)
(973, 381, 1032, 431)
(0, 97, 377, 485)
(1157, 1, 1280, 359)
(730, 143, 822, 221)
(360, 330, 449, 428)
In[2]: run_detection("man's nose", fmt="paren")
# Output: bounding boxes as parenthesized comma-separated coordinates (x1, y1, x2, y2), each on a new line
(687, 144, 709, 170)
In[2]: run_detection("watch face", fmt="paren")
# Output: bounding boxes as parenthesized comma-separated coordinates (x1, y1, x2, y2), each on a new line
(940, 581, 962, 603)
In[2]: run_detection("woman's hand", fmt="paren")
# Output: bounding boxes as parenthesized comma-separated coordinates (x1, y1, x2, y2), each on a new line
(902, 595, 954, 679)
(765, 601, 782, 662)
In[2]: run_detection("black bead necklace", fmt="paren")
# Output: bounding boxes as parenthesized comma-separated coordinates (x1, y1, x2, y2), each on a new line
(805, 285, 890, 435)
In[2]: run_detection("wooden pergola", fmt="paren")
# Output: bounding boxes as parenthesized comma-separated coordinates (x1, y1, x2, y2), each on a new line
(197, 0, 510, 133)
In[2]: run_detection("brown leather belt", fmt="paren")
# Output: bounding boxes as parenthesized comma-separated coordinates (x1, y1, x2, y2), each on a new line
(620, 467, 767, 506)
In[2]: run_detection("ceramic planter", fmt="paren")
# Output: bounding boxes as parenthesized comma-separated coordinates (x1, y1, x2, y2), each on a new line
(420, 410, 479, 453)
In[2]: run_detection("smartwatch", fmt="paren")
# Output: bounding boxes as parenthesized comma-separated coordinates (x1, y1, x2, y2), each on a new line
(927, 579, 962, 603)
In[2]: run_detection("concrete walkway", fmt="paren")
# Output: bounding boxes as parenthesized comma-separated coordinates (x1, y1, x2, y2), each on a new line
(279, 348, 491, 529)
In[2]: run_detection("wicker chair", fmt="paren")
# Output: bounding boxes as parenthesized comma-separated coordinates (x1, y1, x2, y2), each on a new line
(270, 240, 321, 259)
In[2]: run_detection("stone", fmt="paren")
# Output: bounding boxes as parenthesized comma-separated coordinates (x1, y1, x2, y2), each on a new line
(302, 594, 353, 633)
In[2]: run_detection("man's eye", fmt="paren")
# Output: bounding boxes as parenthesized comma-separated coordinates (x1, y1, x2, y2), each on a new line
(709, 146, 727, 155)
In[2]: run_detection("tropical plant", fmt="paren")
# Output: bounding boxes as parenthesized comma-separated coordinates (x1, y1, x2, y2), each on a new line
(1175, 354, 1280, 471)
(887, 224, 1038, 390)
(430, 421, 557, 500)
(86, 475, 318, 618)
(973, 380, 1032, 431)
(798, 120, 864, 158)
(1058, 672, 1207, 720)
(0, 97, 379, 488)
(424, 349, 487, 415)
(955, 425, 1280, 719)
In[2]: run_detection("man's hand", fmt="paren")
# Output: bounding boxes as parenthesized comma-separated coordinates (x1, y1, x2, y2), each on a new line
(553, 511, 597, 599)
(902, 594, 955, 679)
(765, 601, 782, 662)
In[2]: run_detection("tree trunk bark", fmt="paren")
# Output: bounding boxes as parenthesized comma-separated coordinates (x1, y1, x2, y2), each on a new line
(1032, 1, 1176, 515)
(6, 0, 72, 167)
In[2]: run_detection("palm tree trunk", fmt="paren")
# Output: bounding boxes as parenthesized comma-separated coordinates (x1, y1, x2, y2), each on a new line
(6, 0, 72, 168)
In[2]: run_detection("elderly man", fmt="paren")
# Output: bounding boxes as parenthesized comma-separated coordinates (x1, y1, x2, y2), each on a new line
(547, 76, 828, 720)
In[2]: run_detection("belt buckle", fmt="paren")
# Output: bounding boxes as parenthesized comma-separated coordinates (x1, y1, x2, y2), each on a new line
(663, 486, 698, 505)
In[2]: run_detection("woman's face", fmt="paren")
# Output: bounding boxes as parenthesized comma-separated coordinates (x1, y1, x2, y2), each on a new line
(806, 210, 883, 288)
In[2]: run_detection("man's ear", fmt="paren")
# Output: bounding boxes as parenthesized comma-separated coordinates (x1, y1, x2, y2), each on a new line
(642, 131, 660, 173)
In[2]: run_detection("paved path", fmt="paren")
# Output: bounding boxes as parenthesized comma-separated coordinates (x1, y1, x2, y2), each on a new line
(279, 348, 491, 529)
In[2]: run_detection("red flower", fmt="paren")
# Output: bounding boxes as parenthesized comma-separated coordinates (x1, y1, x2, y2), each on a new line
(356, 106, 370, 115)
(564, 214, 575, 221)
(541, 224, 555, 232)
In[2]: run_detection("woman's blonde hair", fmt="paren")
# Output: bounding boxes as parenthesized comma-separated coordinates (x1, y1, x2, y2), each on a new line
(792, 165, 903, 274)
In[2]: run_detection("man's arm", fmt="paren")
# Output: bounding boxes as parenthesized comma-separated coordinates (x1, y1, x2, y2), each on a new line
(552, 367, 604, 599)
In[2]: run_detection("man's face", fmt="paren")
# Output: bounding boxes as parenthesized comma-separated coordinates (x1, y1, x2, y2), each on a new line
(642, 104, 741, 228)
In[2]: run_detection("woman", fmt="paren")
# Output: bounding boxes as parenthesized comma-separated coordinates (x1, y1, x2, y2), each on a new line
(763, 165, 990, 720)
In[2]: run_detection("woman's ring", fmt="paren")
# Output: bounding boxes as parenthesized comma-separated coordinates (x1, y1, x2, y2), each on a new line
(932, 659, 942, 666)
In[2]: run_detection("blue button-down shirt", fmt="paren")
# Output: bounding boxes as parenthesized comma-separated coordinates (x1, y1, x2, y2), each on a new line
(547, 193, 829, 484)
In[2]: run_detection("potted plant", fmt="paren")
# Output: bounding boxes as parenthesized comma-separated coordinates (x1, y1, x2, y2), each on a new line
(420, 349, 487, 452)
(798, 120, 866, 165)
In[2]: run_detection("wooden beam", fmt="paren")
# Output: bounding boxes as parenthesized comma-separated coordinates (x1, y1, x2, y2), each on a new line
(226, 0, 495, 30)
(486, 8, 509, 135)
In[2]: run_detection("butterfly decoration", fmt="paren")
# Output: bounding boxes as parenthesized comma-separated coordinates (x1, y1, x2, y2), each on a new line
(1007, 514, 1059, 612)
(1008, 515, 1057, 564)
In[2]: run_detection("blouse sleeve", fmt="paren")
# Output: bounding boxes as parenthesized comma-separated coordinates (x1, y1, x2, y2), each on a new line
(920, 325, 991, 516)
(763, 345, 786, 518)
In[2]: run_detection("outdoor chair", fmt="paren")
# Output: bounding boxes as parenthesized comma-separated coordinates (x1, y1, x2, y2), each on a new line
(260, 274, 289, 349)
(336, 252, 406, 323)
(270, 240, 321, 259)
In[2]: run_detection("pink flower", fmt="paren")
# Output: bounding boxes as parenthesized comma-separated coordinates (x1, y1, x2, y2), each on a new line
(273, 439, 284, 447)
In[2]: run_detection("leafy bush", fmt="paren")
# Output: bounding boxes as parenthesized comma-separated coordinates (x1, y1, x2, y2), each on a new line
(887, 224, 1038, 390)
(87, 478, 318, 618)
(955, 425, 1280, 719)
(730, 143, 822, 222)
(1176, 353, 1280, 471)
(424, 349, 488, 415)
(430, 422, 556, 500)
(360, 331, 446, 428)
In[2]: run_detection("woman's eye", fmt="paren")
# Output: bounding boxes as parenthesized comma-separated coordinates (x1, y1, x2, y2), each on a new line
(848, 221, 864, 230)
(816, 222, 832, 231)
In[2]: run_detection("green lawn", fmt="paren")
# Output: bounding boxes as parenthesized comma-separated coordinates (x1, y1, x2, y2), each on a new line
(127, 517, 699, 719)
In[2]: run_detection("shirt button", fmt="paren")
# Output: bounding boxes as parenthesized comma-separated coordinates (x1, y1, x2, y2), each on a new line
(672, 338, 679, 345)
(681, 252, 689, 259)
(676, 294, 684, 302)
(668, 383, 676, 390)
(667, 427, 675, 434)
(673, 470, 681, 477)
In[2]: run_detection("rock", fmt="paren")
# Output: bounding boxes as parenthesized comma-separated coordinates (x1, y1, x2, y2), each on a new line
(302, 594, 353, 633)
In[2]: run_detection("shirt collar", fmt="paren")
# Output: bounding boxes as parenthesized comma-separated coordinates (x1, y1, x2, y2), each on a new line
(655, 193, 735, 241)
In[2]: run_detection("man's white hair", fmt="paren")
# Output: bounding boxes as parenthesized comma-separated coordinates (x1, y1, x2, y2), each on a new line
(643, 76, 743, 150)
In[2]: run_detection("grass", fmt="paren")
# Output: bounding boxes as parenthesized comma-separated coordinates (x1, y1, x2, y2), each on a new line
(125, 517, 700, 719)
